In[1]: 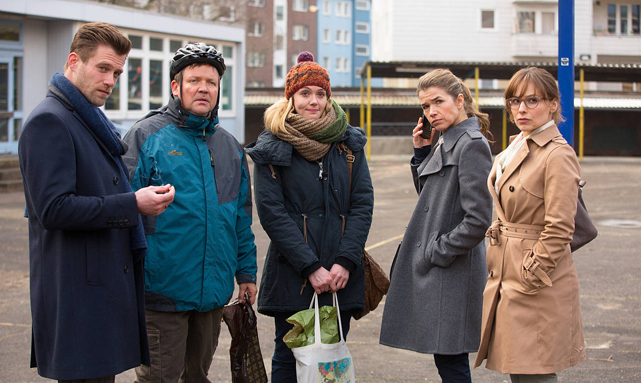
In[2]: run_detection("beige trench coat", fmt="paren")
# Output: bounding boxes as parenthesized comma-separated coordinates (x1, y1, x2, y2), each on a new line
(474, 125, 586, 374)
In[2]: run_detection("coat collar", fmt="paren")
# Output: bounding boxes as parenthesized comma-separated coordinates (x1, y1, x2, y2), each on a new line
(166, 96, 217, 136)
(417, 117, 479, 177)
(495, 124, 563, 197)
(441, 117, 479, 153)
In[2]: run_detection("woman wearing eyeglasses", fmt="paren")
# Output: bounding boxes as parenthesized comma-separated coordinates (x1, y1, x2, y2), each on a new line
(474, 67, 585, 383)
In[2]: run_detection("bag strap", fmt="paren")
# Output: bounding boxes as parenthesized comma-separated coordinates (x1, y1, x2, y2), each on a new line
(310, 292, 345, 344)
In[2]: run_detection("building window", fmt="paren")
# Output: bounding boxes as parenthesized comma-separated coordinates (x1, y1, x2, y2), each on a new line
(355, 22, 370, 34)
(0, 23, 20, 42)
(335, 57, 349, 72)
(275, 65, 284, 79)
(128, 58, 142, 110)
(150, 37, 163, 51)
(293, 25, 309, 41)
(336, 2, 351, 17)
(248, 21, 265, 37)
(323, 28, 331, 43)
(608, 4, 617, 33)
(356, 0, 370, 10)
(336, 30, 350, 44)
(219, 6, 236, 22)
(542, 12, 555, 34)
(149, 59, 163, 109)
(481, 10, 495, 29)
(355, 45, 369, 56)
(248, 0, 265, 6)
(323, 1, 331, 15)
(276, 5, 284, 20)
(170, 39, 182, 53)
(247, 52, 266, 67)
(517, 12, 535, 33)
(608, 4, 641, 35)
(293, 0, 309, 12)
(275, 35, 284, 50)
(323, 56, 331, 70)
(129, 34, 143, 49)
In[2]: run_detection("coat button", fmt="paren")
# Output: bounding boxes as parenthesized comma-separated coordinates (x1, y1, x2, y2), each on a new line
(119, 220, 125, 226)
(416, 242, 421, 247)
(509, 185, 515, 192)
(113, 176, 119, 185)
(124, 219, 130, 225)
(489, 270, 494, 277)
(124, 266, 129, 274)
(424, 206, 429, 212)
(439, 171, 445, 176)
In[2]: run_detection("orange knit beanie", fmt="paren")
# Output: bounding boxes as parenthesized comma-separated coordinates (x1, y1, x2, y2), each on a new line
(284, 51, 331, 100)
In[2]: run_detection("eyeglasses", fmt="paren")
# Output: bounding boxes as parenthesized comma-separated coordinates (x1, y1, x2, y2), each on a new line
(506, 97, 547, 110)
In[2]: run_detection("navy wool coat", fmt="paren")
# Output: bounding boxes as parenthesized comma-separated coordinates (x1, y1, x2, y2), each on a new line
(245, 126, 374, 314)
(19, 91, 150, 380)
(379, 117, 493, 354)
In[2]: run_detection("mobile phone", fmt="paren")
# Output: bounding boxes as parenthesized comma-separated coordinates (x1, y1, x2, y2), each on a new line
(419, 113, 432, 139)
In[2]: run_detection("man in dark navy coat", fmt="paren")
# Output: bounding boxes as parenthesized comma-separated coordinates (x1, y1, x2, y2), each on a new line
(18, 22, 175, 382)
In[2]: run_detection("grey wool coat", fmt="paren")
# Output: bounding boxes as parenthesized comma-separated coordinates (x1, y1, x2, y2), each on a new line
(379, 117, 493, 355)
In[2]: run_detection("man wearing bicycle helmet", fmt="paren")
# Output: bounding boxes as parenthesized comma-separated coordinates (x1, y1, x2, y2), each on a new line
(123, 43, 258, 382)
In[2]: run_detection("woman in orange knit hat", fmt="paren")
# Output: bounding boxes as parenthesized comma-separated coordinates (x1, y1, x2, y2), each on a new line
(246, 52, 374, 382)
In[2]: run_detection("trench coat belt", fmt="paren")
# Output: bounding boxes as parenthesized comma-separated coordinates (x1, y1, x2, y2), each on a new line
(486, 220, 552, 287)
(486, 220, 545, 246)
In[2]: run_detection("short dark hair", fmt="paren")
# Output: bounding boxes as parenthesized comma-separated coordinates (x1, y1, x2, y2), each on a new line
(65, 22, 131, 69)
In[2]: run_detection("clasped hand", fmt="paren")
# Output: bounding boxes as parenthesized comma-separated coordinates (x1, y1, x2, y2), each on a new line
(308, 264, 349, 294)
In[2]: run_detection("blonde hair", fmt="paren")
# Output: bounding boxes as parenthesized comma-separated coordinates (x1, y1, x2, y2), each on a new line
(504, 67, 564, 124)
(263, 97, 333, 135)
(417, 69, 493, 142)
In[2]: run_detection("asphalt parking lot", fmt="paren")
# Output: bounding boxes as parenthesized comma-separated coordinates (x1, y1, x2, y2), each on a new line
(1, 155, 640, 382)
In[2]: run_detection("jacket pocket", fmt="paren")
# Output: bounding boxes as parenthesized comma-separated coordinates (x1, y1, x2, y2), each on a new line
(417, 231, 438, 273)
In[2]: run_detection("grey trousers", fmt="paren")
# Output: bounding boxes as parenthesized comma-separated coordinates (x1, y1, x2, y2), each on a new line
(58, 377, 115, 383)
(134, 308, 224, 383)
(510, 373, 558, 383)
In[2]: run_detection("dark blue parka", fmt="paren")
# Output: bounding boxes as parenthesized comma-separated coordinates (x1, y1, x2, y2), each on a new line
(246, 125, 374, 314)
(19, 90, 149, 380)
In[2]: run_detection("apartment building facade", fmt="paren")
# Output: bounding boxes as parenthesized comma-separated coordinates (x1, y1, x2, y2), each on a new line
(244, 0, 375, 88)
(0, 0, 247, 154)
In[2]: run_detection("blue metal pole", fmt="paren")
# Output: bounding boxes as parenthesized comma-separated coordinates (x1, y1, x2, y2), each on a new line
(558, 0, 575, 147)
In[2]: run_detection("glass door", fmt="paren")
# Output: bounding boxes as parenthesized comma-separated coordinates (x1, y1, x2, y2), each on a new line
(0, 55, 22, 154)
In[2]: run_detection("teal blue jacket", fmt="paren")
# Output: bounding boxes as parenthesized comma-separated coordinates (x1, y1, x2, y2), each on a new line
(123, 97, 257, 312)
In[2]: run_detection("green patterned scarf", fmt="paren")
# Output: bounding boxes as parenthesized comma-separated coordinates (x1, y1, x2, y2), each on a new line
(277, 99, 348, 162)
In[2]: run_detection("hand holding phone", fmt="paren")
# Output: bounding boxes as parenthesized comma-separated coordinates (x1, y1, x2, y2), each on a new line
(419, 113, 432, 139)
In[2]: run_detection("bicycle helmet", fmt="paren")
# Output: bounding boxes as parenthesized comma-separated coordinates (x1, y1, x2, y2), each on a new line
(170, 43, 226, 80)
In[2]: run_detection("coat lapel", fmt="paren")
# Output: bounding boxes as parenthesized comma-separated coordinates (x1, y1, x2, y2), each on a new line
(417, 117, 476, 177)
(417, 143, 443, 177)
(496, 141, 529, 197)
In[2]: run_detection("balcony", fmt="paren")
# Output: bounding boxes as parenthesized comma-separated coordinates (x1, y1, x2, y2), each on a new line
(511, 33, 558, 59)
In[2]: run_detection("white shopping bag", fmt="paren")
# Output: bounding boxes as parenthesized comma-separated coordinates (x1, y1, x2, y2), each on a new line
(292, 293, 356, 383)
